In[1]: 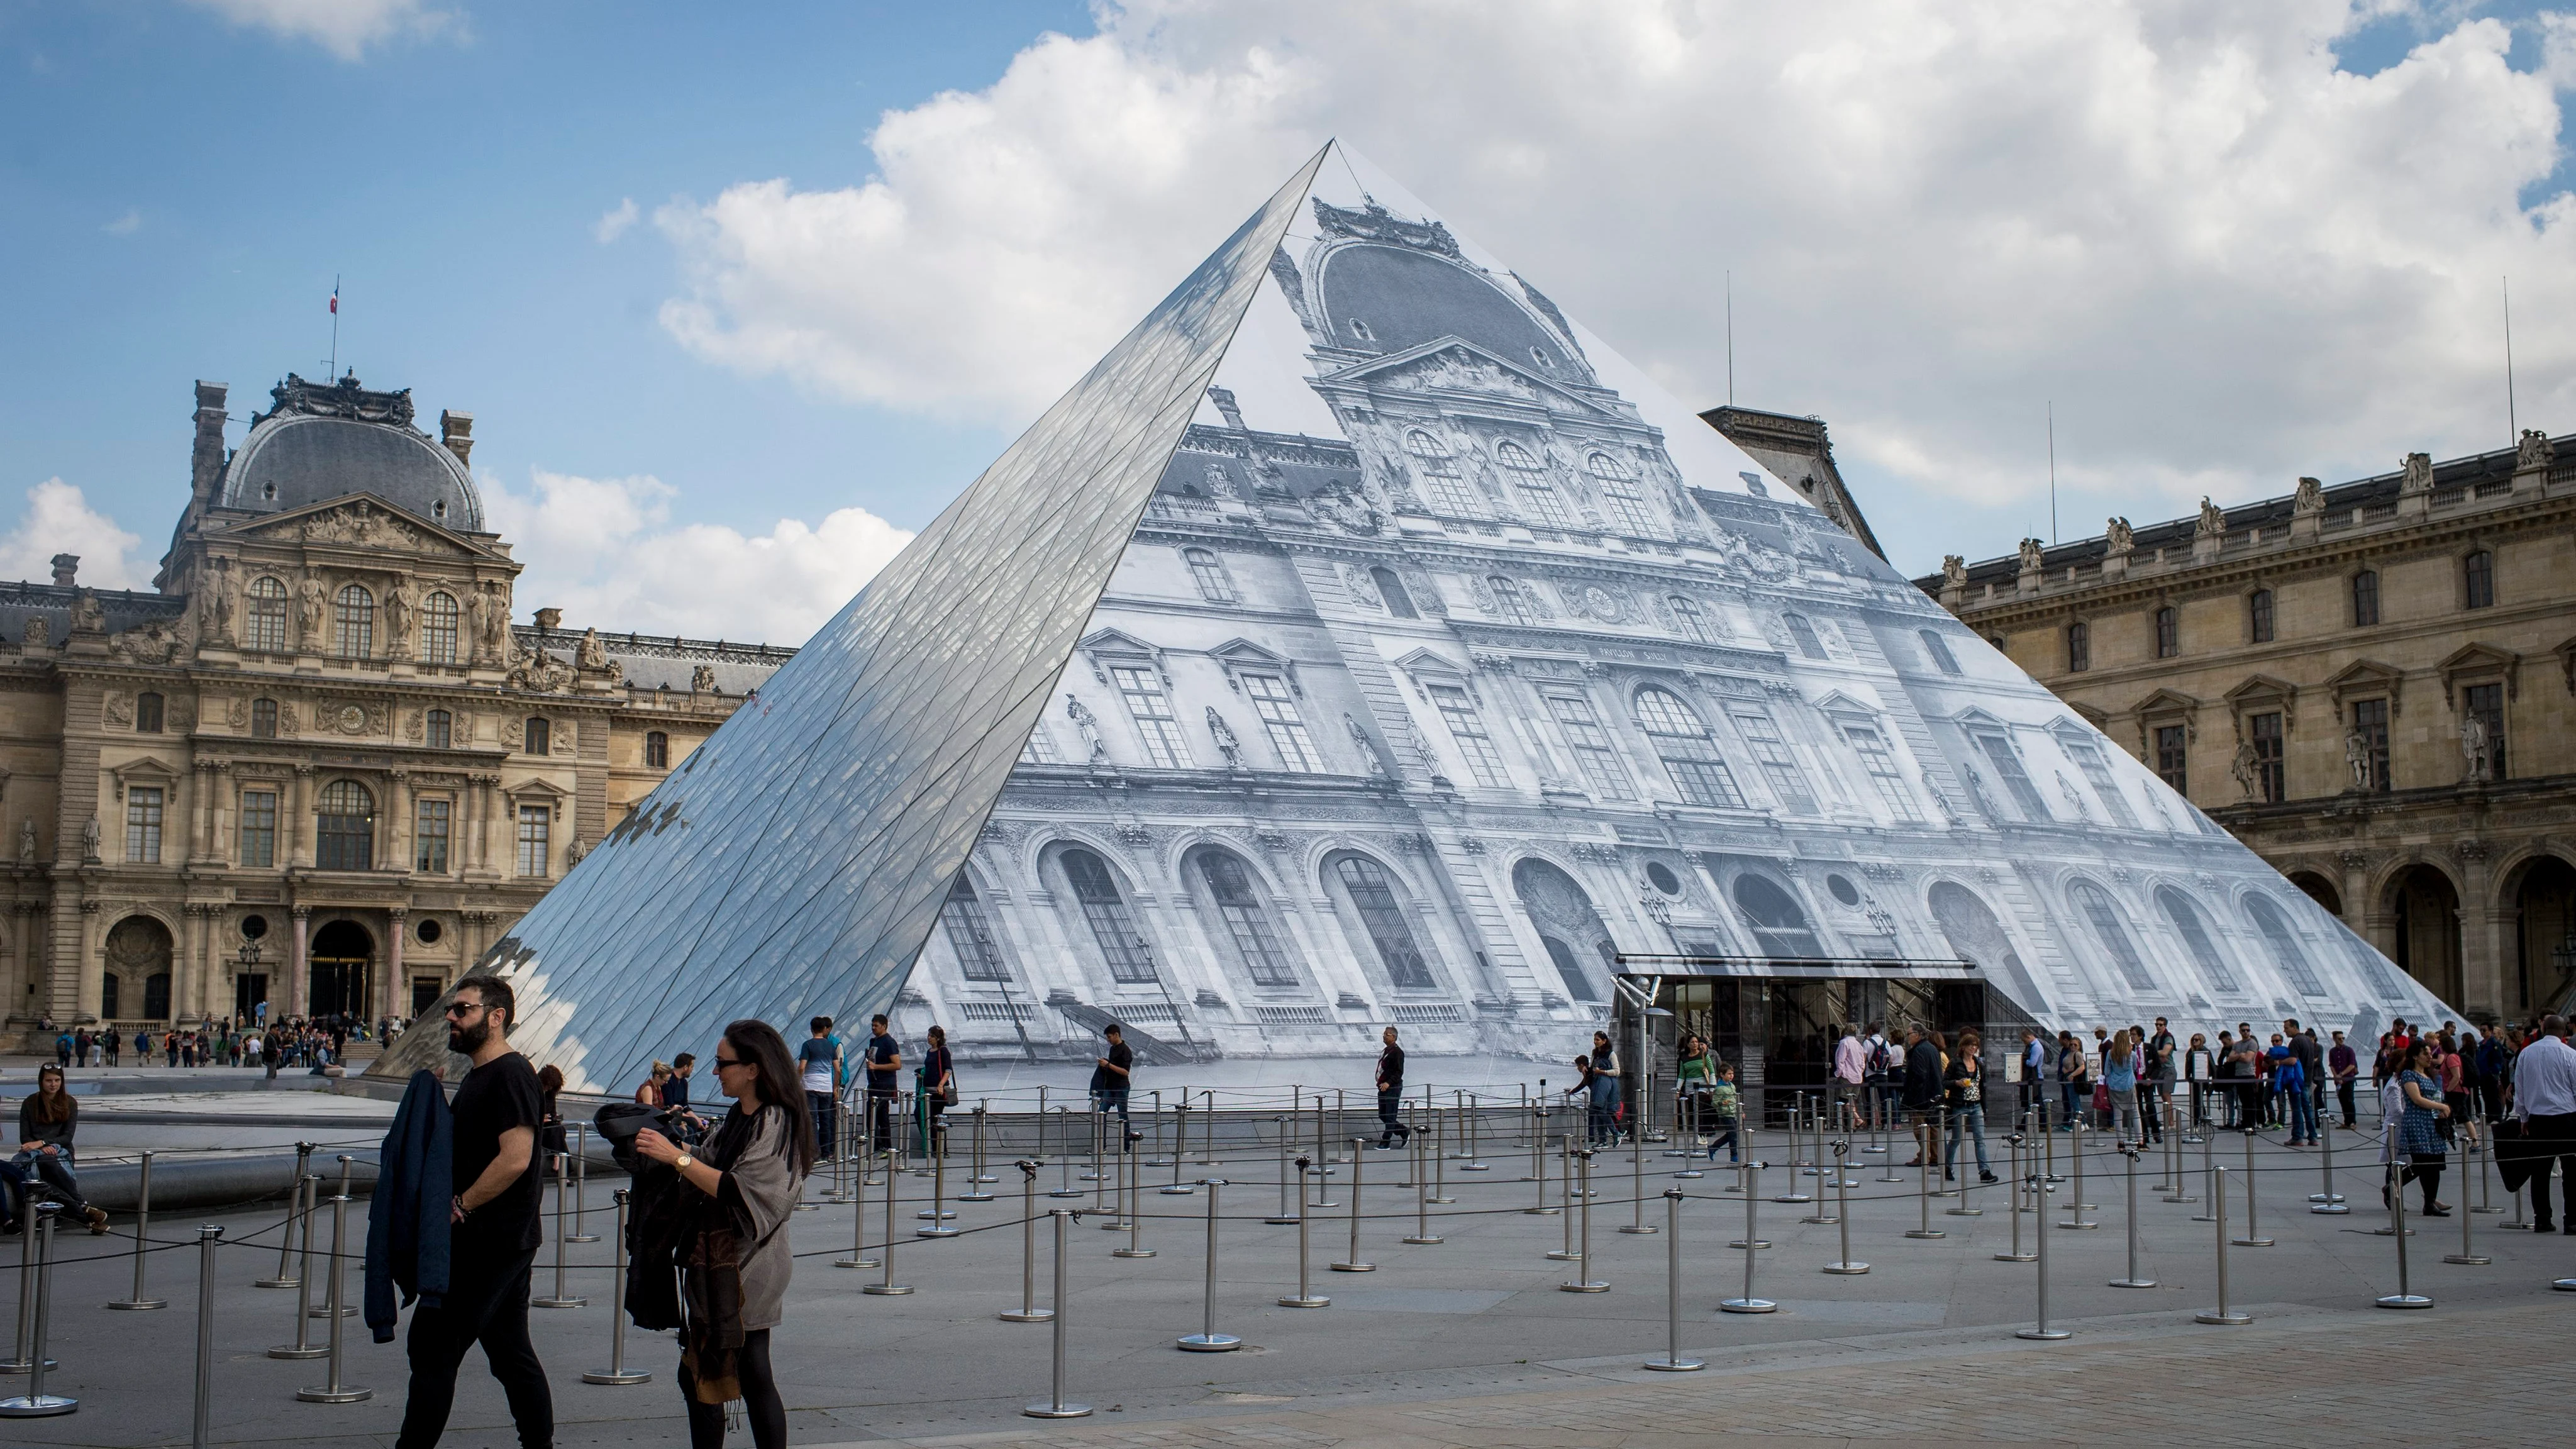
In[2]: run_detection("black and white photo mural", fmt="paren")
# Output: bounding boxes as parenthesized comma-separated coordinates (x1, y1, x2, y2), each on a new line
(399, 144, 2443, 1093)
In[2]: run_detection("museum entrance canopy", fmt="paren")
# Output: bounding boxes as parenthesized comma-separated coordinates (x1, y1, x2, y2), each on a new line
(375, 142, 2450, 1094)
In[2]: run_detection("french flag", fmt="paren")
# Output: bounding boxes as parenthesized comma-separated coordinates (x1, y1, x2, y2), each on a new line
(328, 285, 338, 315)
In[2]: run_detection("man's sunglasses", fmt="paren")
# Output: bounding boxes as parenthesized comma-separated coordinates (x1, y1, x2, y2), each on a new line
(444, 1001, 487, 1018)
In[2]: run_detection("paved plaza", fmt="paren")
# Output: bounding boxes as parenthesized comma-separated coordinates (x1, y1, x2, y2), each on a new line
(4, 1116, 2570, 1448)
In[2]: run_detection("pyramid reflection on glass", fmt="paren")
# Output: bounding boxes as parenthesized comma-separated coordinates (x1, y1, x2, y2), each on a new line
(379, 142, 2442, 1092)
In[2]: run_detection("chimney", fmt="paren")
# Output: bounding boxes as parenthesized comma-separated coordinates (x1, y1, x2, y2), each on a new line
(533, 606, 562, 633)
(441, 409, 474, 467)
(1206, 386, 1246, 431)
(50, 555, 78, 587)
(191, 382, 229, 503)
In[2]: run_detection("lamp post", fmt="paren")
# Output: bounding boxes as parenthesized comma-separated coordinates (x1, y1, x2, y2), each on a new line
(236, 940, 264, 1027)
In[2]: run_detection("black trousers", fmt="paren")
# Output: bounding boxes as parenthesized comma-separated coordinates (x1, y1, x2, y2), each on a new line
(2526, 1112, 2576, 1226)
(395, 1246, 552, 1449)
(679, 1327, 784, 1449)
(867, 1089, 896, 1155)
(1376, 1089, 1408, 1146)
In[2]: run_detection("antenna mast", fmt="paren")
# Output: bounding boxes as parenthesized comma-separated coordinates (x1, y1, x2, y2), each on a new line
(2504, 275, 2518, 442)
(1724, 271, 1734, 407)
(2047, 401, 2058, 545)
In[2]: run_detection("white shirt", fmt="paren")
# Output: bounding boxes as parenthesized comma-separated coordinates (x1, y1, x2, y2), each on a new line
(2511, 1033, 2576, 1119)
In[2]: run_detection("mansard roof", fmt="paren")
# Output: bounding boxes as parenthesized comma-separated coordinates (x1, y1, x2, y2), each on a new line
(218, 373, 486, 532)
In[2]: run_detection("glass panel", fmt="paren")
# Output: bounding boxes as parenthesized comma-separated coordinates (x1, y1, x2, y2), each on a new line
(415, 798, 450, 874)
(516, 804, 551, 877)
(1972, 729, 2048, 819)
(1585, 451, 1657, 536)
(1497, 441, 1572, 526)
(1919, 629, 1960, 674)
(316, 780, 374, 871)
(238, 790, 277, 867)
(2352, 699, 2390, 792)
(2249, 712, 2284, 802)
(246, 577, 289, 652)
(335, 584, 374, 660)
(426, 709, 452, 750)
(125, 787, 163, 863)
(422, 592, 459, 664)
(1840, 721, 1913, 819)
(1404, 430, 1482, 517)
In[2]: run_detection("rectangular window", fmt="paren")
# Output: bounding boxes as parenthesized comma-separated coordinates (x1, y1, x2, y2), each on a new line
(2066, 621, 2090, 672)
(2463, 550, 2494, 609)
(2249, 711, 2285, 804)
(2061, 736, 2141, 828)
(425, 709, 451, 750)
(2154, 607, 2179, 659)
(238, 790, 276, 867)
(1110, 665, 1191, 769)
(1543, 691, 1632, 801)
(2352, 699, 2391, 792)
(1428, 684, 1509, 788)
(414, 798, 450, 874)
(2462, 682, 2506, 780)
(1019, 726, 1059, 764)
(941, 884, 1012, 982)
(2248, 589, 2275, 643)
(515, 804, 551, 877)
(1840, 722, 1913, 819)
(1974, 730, 2050, 819)
(2351, 570, 2380, 626)
(1241, 674, 1322, 772)
(125, 787, 164, 863)
(2154, 724, 2189, 794)
(1729, 704, 1817, 814)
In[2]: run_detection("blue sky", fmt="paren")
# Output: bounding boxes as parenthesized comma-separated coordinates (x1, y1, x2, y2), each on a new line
(2, 3, 2569, 640)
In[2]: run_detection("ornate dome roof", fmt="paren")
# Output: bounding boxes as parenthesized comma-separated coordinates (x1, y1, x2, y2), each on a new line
(218, 373, 484, 531)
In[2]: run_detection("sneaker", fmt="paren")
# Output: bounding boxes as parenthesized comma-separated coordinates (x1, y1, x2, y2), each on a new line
(83, 1206, 108, 1235)
(1943, 1169, 1956, 1180)
(1980, 1171, 1999, 1184)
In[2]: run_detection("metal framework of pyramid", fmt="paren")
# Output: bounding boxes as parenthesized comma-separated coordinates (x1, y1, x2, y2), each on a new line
(379, 142, 2445, 1091)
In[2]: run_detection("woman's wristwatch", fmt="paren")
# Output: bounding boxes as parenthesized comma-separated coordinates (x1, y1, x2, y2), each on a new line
(674, 1152, 695, 1172)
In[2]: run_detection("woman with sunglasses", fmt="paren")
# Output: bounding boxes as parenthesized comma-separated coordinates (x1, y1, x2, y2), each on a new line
(633, 1020, 816, 1449)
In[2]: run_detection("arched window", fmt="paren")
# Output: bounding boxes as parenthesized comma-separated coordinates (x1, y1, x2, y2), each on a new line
(1514, 858, 1609, 1002)
(2065, 619, 2090, 672)
(1368, 566, 1418, 619)
(1732, 874, 1824, 958)
(2068, 880, 2156, 992)
(245, 577, 289, 652)
(1585, 452, 1655, 536)
(1918, 629, 1960, 674)
(315, 780, 375, 872)
(1196, 850, 1302, 989)
(1058, 848, 1157, 983)
(1669, 596, 1714, 645)
(1496, 441, 1573, 527)
(940, 874, 1012, 982)
(421, 591, 460, 664)
(425, 708, 451, 750)
(250, 697, 277, 739)
(1487, 576, 1535, 626)
(1403, 430, 1481, 516)
(1182, 547, 1236, 604)
(2350, 570, 2380, 626)
(1330, 854, 1436, 991)
(2155, 886, 2241, 995)
(2247, 588, 2275, 643)
(1633, 687, 1744, 808)
(1782, 613, 1825, 659)
(524, 717, 551, 756)
(135, 691, 164, 733)
(645, 731, 669, 768)
(2241, 894, 2326, 997)
(333, 584, 374, 659)
(2154, 606, 2179, 658)
(2462, 549, 2495, 609)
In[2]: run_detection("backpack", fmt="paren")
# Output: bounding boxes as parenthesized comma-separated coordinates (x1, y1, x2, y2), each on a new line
(1865, 1041, 1894, 1077)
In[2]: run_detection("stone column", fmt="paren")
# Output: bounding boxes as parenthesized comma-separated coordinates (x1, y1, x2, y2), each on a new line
(486, 777, 512, 877)
(386, 908, 406, 1025)
(6, 901, 31, 1021)
(180, 903, 208, 1021)
(388, 769, 412, 875)
(2456, 841, 2501, 1021)
(287, 904, 311, 1020)
(463, 775, 487, 872)
(75, 899, 101, 1023)
(189, 761, 214, 862)
(289, 764, 316, 869)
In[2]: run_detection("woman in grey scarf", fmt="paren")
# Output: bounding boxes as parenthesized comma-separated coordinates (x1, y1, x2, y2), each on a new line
(635, 1019, 816, 1449)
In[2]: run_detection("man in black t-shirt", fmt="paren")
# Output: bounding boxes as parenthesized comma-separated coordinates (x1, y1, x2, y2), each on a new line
(394, 975, 552, 1449)
(1374, 1026, 1411, 1148)
(863, 1014, 901, 1158)
(1090, 1023, 1135, 1143)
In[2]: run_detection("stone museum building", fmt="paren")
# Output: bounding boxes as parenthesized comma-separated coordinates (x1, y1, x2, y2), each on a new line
(1923, 433, 2576, 1024)
(0, 372, 788, 1043)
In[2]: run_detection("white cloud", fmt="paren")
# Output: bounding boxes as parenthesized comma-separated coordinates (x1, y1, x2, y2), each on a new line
(651, 1, 2576, 570)
(0, 480, 146, 591)
(182, 0, 463, 62)
(103, 210, 141, 236)
(594, 197, 639, 245)
(479, 469, 913, 645)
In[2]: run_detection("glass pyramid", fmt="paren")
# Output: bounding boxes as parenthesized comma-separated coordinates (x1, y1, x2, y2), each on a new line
(379, 143, 2443, 1091)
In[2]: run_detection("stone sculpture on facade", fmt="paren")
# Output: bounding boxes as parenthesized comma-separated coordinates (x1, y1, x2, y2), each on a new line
(691, 663, 719, 693)
(1205, 708, 1242, 769)
(2345, 725, 2373, 792)
(2230, 740, 2260, 802)
(296, 574, 327, 645)
(16, 819, 32, 864)
(2518, 428, 2555, 470)
(2104, 517, 2133, 555)
(1067, 695, 1107, 762)
(2401, 451, 2435, 492)
(2196, 496, 2226, 538)
(80, 816, 100, 863)
(2460, 711, 2492, 784)
(70, 591, 104, 634)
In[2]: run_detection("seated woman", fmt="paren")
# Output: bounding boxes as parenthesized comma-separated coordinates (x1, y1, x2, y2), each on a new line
(636, 1060, 674, 1108)
(15, 1065, 109, 1234)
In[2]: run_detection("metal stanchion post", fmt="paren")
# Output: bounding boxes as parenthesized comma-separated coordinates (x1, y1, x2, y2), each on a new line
(108, 1148, 169, 1310)
(1021, 1211, 1090, 1419)
(1331, 1139, 1374, 1272)
(2195, 1165, 2251, 1324)
(1561, 1151, 1606, 1292)
(1268, 1120, 1299, 1224)
(533, 1152, 587, 1307)
(1775, 1110, 1814, 1203)
(865, 1153, 913, 1294)
(1527, 1124, 1558, 1215)
(1052, 1109, 1080, 1198)
(1111, 1145, 1152, 1258)
(2376, 1158, 2431, 1308)
(2060, 1133, 2096, 1230)
(0, 1206, 72, 1416)
(1462, 1090, 1489, 1170)
(1177, 1182, 1241, 1352)
(919, 1141, 958, 1237)
(1148, 1090, 1168, 1167)
(1548, 1140, 1579, 1258)
(1431, 1101, 1452, 1203)
(2, 1195, 49, 1375)
(2311, 1116, 2346, 1213)
(1907, 1147, 1944, 1239)
(1824, 1138, 1868, 1274)
(1405, 1131, 1443, 1245)
(257, 1141, 314, 1288)
(961, 1108, 996, 1203)
(2164, 1099, 2197, 1203)
(268, 1175, 325, 1359)
(2443, 1150, 2492, 1266)
(191, 1226, 220, 1448)
(1877, 1110, 1907, 1183)
(2472, 1131, 2501, 1214)
(999, 1162, 1052, 1322)
(582, 1191, 652, 1385)
(2015, 1179, 2070, 1340)
(835, 1152, 882, 1271)
(1194, 1089, 1218, 1167)
(1995, 1134, 2035, 1262)
(2109, 1146, 2155, 1288)
(567, 1123, 599, 1241)
(309, 1155, 358, 1318)
(1280, 1159, 1328, 1307)
(2192, 1129, 2218, 1221)
(1720, 1164, 1775, 1311)
(2233, 1133, 2273, 1247)
(294, 1192, 370, 1402)
(1644, 1190, 1704, 1370)
(1163, 1102, 1194, 1195)
(1623, 1124, 1655, 1232)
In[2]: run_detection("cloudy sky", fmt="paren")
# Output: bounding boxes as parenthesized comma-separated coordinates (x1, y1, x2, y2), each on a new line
(3, 1, 2569, 644)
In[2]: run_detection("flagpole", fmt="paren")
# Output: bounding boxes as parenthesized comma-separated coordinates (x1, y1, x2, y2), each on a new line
(329, 275, 340, 378)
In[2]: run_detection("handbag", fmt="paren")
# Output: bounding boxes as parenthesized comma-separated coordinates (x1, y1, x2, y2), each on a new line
(938, 1079, 959, 1107)
(2091, 1082, 2111, 1113)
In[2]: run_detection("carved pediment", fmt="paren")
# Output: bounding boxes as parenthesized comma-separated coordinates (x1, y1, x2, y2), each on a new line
(1077, 628, 1169, 686)
(2223, 674, 2301, 735)
(1810, 688, 1881, 716)
(2434, 643, 2519, 708)
(2325, 658, 2405, 717)
(225, 494, 487, 557)
(1209, 638, 1301, 697)
(1327, 339, 1611, 418)
(111, 755, 181, 792)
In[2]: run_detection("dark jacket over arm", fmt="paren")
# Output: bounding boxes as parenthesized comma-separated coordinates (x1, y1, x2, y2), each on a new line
(365, 1070, 453, 1342)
